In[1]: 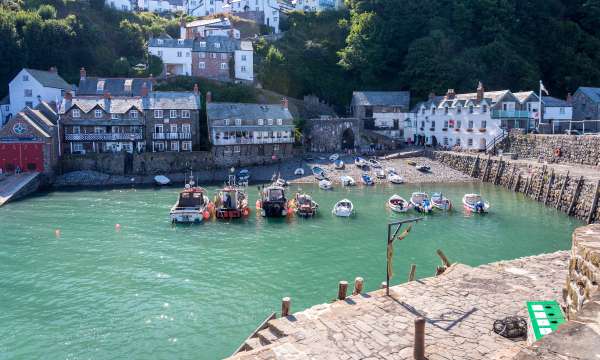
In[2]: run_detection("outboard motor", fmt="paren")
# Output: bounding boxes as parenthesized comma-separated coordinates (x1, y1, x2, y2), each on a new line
(475, 201, 484, 213)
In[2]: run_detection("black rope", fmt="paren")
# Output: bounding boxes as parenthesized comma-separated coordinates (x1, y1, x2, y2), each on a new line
(493, 316, 527, 338)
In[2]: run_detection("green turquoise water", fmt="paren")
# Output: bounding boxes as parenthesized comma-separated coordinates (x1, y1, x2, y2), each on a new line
(0, 183, 582, 359)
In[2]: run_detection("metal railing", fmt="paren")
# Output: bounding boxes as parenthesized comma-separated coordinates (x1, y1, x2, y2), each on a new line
(491, 110, 531, 119)
(485, 129, 508, 154)
(152, 132, 192, 140)
(65, 133, 143, 141)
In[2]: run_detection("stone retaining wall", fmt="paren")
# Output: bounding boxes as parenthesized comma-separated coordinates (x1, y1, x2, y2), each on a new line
(504, 133, 600, 166)
(430, 152, 600, 223)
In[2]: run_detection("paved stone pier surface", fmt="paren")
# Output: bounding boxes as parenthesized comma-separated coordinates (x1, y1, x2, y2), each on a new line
(229, 252, 569, 360)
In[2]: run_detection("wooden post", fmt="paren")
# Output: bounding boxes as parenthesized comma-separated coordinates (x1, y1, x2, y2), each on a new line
(408, 264, 416, 282)
(544, 170, 555, 205)
(536, 166, 547, 201)
(338, 281, 348, 300)
(567, 176, 584, 216)
(556, 171, 570, 210)
(514, 172, 521, 192)
(414, 317, 426, 360)
(482, 155, 491, 182)
(587, 180, 600, 224)
(493, 160, 503, 185)
(281, 297, 291, 317)
(436, 249, 451, 267)
(353, 277, 364, 295)
(507, 164, 516, 189)
(470, 155, 479, 178)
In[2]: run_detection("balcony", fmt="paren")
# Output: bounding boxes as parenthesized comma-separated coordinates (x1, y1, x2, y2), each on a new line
(152, 132, 192, 140)
(65, 133, 143, 141)
(491, 110, 531, 119)
(213, 137, 294, 146)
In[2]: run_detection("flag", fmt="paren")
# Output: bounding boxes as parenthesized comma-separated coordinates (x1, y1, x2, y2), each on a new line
(540, 81, 549, 95)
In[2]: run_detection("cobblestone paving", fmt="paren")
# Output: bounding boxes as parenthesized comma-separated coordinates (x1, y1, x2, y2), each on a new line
(229, 251, 569, 360)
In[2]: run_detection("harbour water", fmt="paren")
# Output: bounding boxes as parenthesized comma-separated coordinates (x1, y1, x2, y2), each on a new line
(0, 183, 582, 359)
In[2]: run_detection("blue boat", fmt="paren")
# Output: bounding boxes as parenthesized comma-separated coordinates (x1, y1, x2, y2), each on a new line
(354, 157, 368, 168)
(410, 192, 433, 213)
(311, 166, 327, 180)
(361, 173, 374, 186)
(334, 159, 345, 169)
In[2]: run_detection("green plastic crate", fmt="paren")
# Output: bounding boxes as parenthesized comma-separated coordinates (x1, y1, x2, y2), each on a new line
(526, 301, 565, 344)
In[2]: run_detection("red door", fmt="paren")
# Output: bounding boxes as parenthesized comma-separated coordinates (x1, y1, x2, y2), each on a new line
(0, 142, 44, 172)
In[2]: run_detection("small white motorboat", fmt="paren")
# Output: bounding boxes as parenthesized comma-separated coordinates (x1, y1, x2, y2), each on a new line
(388, 194, 412, 213)
(274, 177, 288, 187)
(312, 166, 327, 180)
(416, 164, 431, 172)
(368, 158, 382, 168)
(354, 157, 368, 168)
(294, 168, 305, 176)
(431, 192, 453, 211)
(388, 172, 404, 184)
(375, 169, 386, 179)
(334, 159, 345, 169)
(332, 199, 354, 217)
(154, 175, 171, 185)
(462, 193, 490, 213)
(319, 179, 333, 190)
(340, 175, 356, 186)
(410, 192, 433, 213)
(385, 167, 397, 174)
(329, 153, 339, 162)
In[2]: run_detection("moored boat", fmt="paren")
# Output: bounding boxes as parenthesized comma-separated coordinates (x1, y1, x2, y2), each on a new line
(154, 175, 170, 185)
(375, 169, 386, 179)
(294, 168, 305, 176)
(368, 158, 382, 168)
(388, 172, 404, 184)
(361, 173, 374, 186)
(274, 177, 288, 187)
(416, 164, 431, 172)
(410, 192, 433, 213)
(319, 179, 333, 190)
(340, 175, 356, 186)
(170, 180, 211, 223)
(215, 182, 250, 219)
(312, 166, 327, 180)
(237, 169, 250, 185)
(334, 159, 345, 169)
(388, 194, 412, 213)
(329, 153, 339, 162)
(258, 185, 288, 217)
(292, 193, 319, 217)
(354, 157, 368, 169)
(431, 192, 452, 211)
(462, 193, 490, 213)
(332, 199, 354, 217)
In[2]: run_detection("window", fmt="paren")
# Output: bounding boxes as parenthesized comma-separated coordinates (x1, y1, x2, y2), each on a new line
(170, 124, 178, 133)
(199, 62, 206, 69)
(155, 142, 165, 151)
(467, 138, 473, 146)
(273, 144, 280, 152)
(94, 126, 105, 134)
(170, 110, 178, 118)
(456, 138, 461, 146)
(155, 124, 163, 133)
(72, 109, 81, 118)
(457, 120, 462, 128)
(171, 141, 179, 151)
(241, 66, 247, 73)
(199, 52, 206, 58)
(95, 109, 103, 118)
(220, 63, 228, 70)
(22, 75, 29, 81)
(481, 120, 487, 129)
(130, 110, 138, 118)
(235, 118, 242, 126)
(482, 105, 488, 113)
(431, 107, 436, 115)
(177, 51, 182, 57)
(277, 119, 282, 125)
(186, 52, 190, 57)
(24, 89, 33, 97)
(469, 106, 474, 114)
(182, 141, 192, 151)
(199, 42, 206, 48)
(258, 119, 264, 125)
(221, 53, 227, 60)
(457, 106, 462, 114)
(468, 120, 474, 129)
(154, 110, 163, 118)
(72, 126, 80, 134)
(431, 121, 435, 129)
(224, 118, 230, 126)
(96, 80, 105, 93)
(157, 50, 163, 57)
(234, 145, 240, 153)
(182, 110, 190, 118)
(443, 120, 448, 128)
(443, 137, 448, 145)
(560, 107, 565, 114)
(182, 124, 191, 133)
(444, 107, 449, 114)
(111, 113, 119, 120)
(73, 143, 83, 152)
(214, 43, 221, 48)
(268, 119, 273, 126)
(241, 55, 247, 61)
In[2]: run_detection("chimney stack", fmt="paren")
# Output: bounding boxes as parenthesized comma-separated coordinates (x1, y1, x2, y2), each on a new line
(103, 91, 111, 100)
(282, 97, 289, 109)
(428, 92, 436, 101)
(64, 90, 73, 101)
(49, 66, 57, 73)
(80, 67, 86, 81)
(141, 82, 149, 97)
(446, 89, 456, 100)
(206, 91, 212, 103)
(567, 92, 573, 104)
(193, 83, 199, 95)
(476, 82, 484, 101)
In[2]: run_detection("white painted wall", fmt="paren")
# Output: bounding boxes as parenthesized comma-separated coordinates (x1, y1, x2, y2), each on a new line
(234, 47, 254, 81)
(105, 0, 133, 11)
(293, 0, 343, 12)
(224, 0, 280, 33)
(148, 45, 192, 76)
(187, 0, 225, 16)
(137, 0, 185, 12)
(8, 69, 64, 117)
(544, 106, 572, 121)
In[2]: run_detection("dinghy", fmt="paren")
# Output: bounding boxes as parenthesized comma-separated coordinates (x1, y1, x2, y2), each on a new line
(334, 159, 345, 170)
(416, 164, 431, 172)
(154, 175, 171, 185)
(361, 173, 374, 186)
(332, 199, 354, 217)
(293, 193, 319, 217)
(294, 168, 305, 176)
(354, 157, 368, 169)
(385, 167, 397, 174)
(340, 175, 356, 186)
(462, 193, 490, 213)
(368, 158, 382, 168)
(311, 166, 327, 180)
(319, 179, 333, 190)
(406, 160, 416, 166)
(274, 177, 288, 187)
(329, 153, 340, 162)
(431, 192, 452, 211)
(410, 192, 433, 213)
(375, 169, 386, 179)
(388, 172, 404, 184)
(387, 194, 412, 213)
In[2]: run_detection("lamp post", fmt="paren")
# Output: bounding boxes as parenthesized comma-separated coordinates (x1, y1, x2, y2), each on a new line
(385, 217, 423, 296)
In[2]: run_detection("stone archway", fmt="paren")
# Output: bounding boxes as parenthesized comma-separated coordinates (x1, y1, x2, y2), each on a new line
(341, 128, 355, 150)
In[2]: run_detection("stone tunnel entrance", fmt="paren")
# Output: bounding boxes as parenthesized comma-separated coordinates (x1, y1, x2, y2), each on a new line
(341, 128, 355, 150)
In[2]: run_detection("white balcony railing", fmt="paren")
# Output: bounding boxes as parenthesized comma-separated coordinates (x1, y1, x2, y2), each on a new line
(65, 133, 143, 141)
(152, 132, 192, 140)
(212, 137, 294, 146)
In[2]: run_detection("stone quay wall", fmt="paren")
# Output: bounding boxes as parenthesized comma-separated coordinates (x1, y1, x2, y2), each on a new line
(503, 132, 600, 166)
(430, 151, 600, 223)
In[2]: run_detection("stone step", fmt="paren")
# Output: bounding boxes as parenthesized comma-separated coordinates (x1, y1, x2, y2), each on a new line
(267, 318, 296, 337)
(256, 327, 280, 345)
(243, 337, 262, 351)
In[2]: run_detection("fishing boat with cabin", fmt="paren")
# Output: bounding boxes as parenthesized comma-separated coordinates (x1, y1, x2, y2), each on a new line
(462, 193, 490, 213)
(410, 192, 433, 213)
(214, 175, 250, 220)
(257, 185, 288, 217)
(170, 176, 211, 223)
(292, 193, 319, 217)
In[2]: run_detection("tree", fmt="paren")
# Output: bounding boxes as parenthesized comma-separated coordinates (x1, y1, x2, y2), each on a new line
(112, 57, 131, 76)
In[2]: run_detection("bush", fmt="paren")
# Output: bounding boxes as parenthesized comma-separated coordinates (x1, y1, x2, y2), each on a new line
(37, 5, 57, 20)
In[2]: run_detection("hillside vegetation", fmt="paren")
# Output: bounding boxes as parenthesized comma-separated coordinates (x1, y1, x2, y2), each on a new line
(258, 0, 600, 109)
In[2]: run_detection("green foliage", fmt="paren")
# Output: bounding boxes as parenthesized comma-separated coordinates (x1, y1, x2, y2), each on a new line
(112, 57, 131, 77)
(154, 76, 258, 103)
(37, 4, 57, 20)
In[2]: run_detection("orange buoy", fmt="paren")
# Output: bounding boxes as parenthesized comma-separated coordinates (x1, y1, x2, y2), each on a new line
(255, 200, 262, 209)
(115, 223, 121, 231)
(203, 211, 210, 220)
(243, 208, 250, 216)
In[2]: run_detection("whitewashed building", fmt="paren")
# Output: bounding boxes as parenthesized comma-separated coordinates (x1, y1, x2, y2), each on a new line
(148, 36, 194, 76)
(234, 41, 254, 82)
(187, 0, 226, 16)
(180, 17, 240, 39)
(223, 0, 281, 33)
(137, 0, 186, 13)
(291, 0, 343, 12)
(105, 0, 134, 11)
(541, 96, 573, 134)
(350, 91, 411, 141)
(7, 68, 72, 121)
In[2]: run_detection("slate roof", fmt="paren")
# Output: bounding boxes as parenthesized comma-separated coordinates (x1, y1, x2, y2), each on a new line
(60, 96, 143, 114)
(412, 90, 511, 111)
(577, 87, 600, 103)
(207, 102, 293, 121)
(543, 96, 570, 107)
(193, 36, 240, 53)
(186, 18, 231, 28)
(351, 91, 410, 108)
(77, 77, 152, 97)
(148, 37, 194, 48)
(14, 112, 51, 138)
(513, 91, 539, 103)
(143, 92, 200, 110)
(23, 69, 72, 90)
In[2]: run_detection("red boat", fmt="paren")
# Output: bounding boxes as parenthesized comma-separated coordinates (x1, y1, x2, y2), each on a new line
(215, 186, 250, 219)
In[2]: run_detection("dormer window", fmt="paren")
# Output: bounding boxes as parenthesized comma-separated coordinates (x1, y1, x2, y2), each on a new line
(72, 109, 81, 118)
(444, 107, 449, 115)
(469, 105, 474, 114)
(431, 107, 436, 115)
(95, 109, 103, 118)
(258, 118, 264, 125)
(482, 105, 488, 113)
(111, 113, 119, 120)
(199, 41, 207, 48)
(96, 80, 105, 93)
(214, 42, 221, 48)
(130, 110, 138, 118)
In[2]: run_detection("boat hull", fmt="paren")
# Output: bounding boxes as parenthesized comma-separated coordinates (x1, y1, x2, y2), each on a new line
(261, 202, 288, 217)
(215, 207, 249, 219)
(170, 209, 203, 223)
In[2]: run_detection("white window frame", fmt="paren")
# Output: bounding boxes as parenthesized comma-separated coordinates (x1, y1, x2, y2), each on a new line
(95, 109, 103, 118)
(111, 113, 119, 120)
(182, 123, 191, 133)
(234, 145, 240, 153)
(277, 118, 282, 125)
(199, 62, 206, 69)
(130, 110, 138, 118)
(182, 110, 190, 118)
(72, 109, 81, 118)
(235, 118, 242, 126)
(154, 110, 163, 118)
(268, 119, 273, 126)
(182, 141, 192, 151)
(171, 141, 179, 151)
(170, 110, 178, 118)
(258, 118, 264, 125)
(72, 126, 80, 134)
